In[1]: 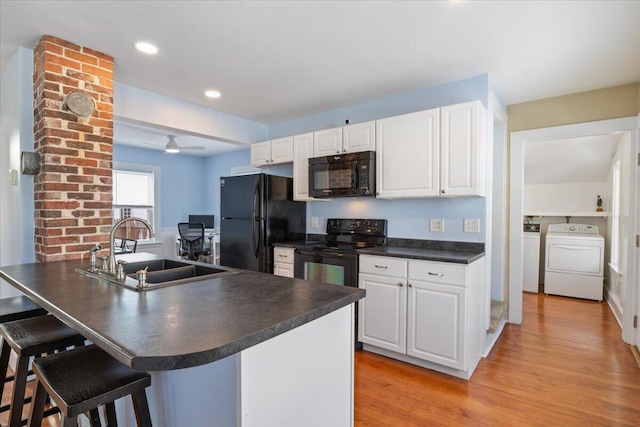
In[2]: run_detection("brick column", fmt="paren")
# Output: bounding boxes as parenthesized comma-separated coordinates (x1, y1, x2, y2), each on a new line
(33, 35, 113, 262)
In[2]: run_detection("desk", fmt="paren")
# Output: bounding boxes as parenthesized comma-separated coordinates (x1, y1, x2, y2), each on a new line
(175, 233, 219, 264)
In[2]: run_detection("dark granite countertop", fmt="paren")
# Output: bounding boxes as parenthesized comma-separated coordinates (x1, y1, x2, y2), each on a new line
(0, 253, 363, 371)
(275, 237, 484, 264)
(357, 246, 484, 264)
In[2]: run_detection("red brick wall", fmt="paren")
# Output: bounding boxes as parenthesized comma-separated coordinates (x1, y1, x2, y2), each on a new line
(33, 35, 113, 262)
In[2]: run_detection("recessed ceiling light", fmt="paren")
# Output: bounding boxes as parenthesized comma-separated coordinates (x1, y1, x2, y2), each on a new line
(134, 42, 158, 55)
(205, 90, 221, 99)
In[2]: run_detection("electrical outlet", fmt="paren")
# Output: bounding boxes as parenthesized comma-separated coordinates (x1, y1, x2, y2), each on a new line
(464, 219, 480, 233)
(430, 218, 444, 232)
(311, 217, 319, 228)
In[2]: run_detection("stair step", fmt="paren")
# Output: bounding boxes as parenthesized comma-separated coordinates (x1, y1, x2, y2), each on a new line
(488, 300, 508, 333)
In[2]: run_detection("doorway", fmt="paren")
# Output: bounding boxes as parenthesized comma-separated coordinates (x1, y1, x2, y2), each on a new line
(509, 117, 639, 345)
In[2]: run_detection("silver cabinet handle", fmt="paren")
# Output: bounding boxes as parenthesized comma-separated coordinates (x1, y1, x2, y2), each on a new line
(428, 272, 444, 276)
(374, 265, 388, 269)
(343, 148, 346, 153)
(398, 282, 403, 287)
(278, 254, 288, 258)
(408, 283, 412, 287)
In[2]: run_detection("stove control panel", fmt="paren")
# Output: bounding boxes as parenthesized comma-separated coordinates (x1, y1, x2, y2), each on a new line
(547, 223, 599, 234)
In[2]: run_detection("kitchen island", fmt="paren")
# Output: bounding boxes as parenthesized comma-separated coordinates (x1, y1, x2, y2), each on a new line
(0, 253, 364, 426)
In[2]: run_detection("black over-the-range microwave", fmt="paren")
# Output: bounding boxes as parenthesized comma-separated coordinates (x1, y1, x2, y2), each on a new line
(308, 151, 376, 198)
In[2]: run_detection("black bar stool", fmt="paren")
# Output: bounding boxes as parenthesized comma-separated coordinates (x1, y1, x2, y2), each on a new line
(0, 296, 47, 387)
(28, 345, 152, 427)
(0, 315, 85, 427)
(0, 296, 47, 324)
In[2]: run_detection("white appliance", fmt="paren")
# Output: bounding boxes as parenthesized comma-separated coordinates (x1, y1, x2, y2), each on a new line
(523, 231, 541, 293)
(545, 223, 604, 301)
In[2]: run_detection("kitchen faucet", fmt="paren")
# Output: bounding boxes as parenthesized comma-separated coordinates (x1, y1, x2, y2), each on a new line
(108, 217, 155, 274)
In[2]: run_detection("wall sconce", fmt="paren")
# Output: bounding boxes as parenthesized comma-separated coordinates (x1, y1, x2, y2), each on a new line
(21, 151, 41, 175)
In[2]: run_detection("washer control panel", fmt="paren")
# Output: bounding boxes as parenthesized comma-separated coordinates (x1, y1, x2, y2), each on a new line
(547, 223, 599, 234)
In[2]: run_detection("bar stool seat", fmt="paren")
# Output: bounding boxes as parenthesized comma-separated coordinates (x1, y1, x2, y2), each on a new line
(28, 345, 152, 427)
(0, 296, 48, 388)
(0, 296, 47, 324)
(0, 315, 85, 427)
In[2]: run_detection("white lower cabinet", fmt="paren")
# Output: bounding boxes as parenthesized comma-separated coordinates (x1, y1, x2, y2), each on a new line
(358, 273, 406, 353)
(358, 254, 484, 379)
(273, 247, 295, 278)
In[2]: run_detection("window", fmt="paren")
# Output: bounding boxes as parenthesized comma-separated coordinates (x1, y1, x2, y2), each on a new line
(610, 159, 621, 268)
(112, 163, 161, 239)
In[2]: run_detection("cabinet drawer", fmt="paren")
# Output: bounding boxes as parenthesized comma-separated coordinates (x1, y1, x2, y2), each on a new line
(409, 260, 466, 286)
(274, 247, 294, 264)
(359, 255, 407, 278)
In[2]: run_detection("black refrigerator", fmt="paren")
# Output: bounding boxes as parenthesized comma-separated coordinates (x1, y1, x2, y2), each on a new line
(220, 174, 306, 273)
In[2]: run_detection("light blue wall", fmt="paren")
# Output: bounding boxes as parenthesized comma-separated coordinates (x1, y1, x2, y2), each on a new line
(113, 145, 208, 228)
(268, 74, 490, 242)
(269, 74, 489, 138)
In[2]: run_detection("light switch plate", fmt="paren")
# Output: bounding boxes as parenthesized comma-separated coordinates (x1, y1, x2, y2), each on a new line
(311, 217, 319, 228)
(464, 219, 480, 233)
(430, 218, 444, 232)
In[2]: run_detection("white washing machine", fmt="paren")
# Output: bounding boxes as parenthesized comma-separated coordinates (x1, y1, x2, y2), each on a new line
(545, 223, 604, 301)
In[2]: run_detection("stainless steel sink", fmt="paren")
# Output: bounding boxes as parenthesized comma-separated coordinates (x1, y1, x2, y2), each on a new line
(76, 259, 237, 291)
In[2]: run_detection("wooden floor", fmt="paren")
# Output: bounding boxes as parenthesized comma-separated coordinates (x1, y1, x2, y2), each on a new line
(354, 292, 640, 426)
(2, 292, 638, 426)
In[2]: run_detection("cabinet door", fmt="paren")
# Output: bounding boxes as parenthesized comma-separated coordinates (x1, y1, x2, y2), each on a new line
(250, 141, 271, 167)
(376, 109, 440, 198)
(407, 280, 466, 370)
(274, 262, 294, 278)
(314, 127, 343, 157)
(343, 121, 375, 154)
(440, 100, 485, 197)
(293, 133, 314, 201)
(270, 136, 294, 164)
(358, 273, 406, 353)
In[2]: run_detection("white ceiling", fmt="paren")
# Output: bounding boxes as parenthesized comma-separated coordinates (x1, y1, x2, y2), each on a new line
(113, 120, 248, 156)
(524, 133, 623, 185)
(1, 1, 639, 154)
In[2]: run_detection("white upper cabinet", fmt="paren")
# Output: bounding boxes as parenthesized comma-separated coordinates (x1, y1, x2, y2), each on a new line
(251, 137, 294, 167)
(313, 127, 343, 157)
(376, 101, 486, 199)
(293, 132, 314, 201)
(440, 101, 486, 197)
(313, 121, 376, 157)
(376, 109, 440, 198)
(250, 141, 271, 167)
(343, 121, 376, 153)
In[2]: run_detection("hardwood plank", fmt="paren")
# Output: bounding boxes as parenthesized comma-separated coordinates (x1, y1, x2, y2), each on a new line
(355, 292, 640, 426)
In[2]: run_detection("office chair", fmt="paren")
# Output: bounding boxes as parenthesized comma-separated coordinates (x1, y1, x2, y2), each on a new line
(178, 222, 210, 261)
(119, 238, 137, 254)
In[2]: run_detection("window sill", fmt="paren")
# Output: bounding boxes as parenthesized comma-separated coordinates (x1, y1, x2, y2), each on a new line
(137, 239, 162, 247)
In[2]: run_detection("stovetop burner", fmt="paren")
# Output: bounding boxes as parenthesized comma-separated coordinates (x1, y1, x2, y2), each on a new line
(296, 218, 387, 253)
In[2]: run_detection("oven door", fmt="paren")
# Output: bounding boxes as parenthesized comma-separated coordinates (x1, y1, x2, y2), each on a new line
(294, 249, 358, 287)
(294, 248, 361, 348)
(308, 159, 357, 198)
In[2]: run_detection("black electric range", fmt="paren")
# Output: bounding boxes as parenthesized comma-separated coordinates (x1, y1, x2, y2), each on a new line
(294, 218, 387, 349)
(293, 218, 387, 286)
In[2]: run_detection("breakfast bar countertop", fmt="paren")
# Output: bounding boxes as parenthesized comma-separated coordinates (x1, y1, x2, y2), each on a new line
(0, 253, 364, 371)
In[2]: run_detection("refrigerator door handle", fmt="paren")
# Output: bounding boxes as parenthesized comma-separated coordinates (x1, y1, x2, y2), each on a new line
(252, 178, 260, 257)
(253, 219, 259, 257)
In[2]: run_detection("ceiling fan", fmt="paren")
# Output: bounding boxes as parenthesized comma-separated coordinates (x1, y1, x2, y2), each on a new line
(162, 135, 206, 153)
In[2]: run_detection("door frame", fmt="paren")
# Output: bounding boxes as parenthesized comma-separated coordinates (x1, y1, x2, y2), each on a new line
(508, 117, 638, 345)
